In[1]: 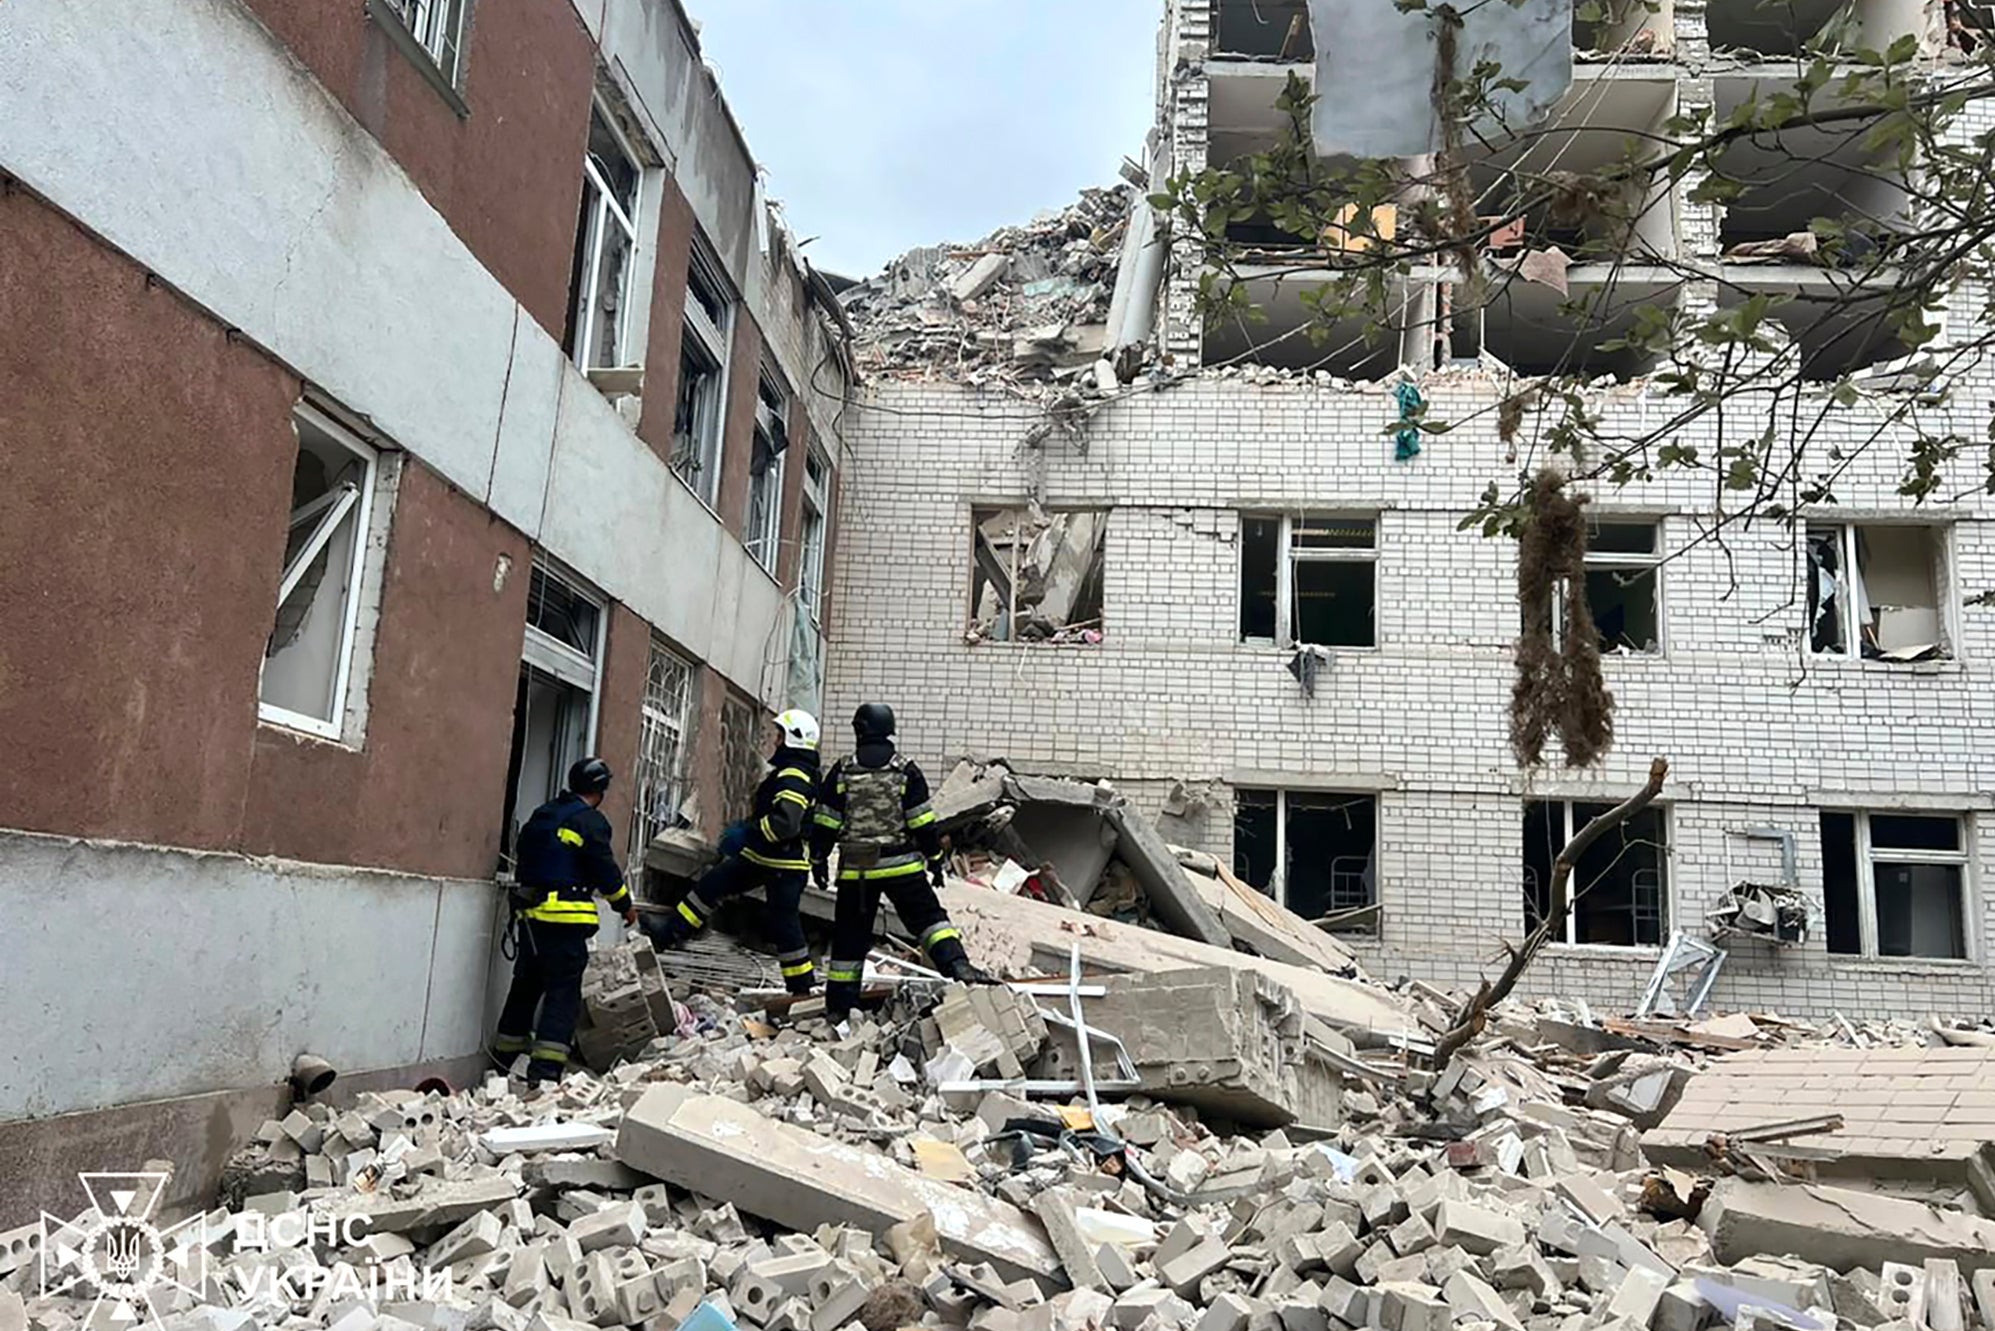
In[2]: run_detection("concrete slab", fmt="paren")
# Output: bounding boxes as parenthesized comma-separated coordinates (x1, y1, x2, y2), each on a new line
(1102, 805, 1230, 948)
(616, 1084, 1059, 1286)
(1698, 1180, 1995, 1275)
(1185, 865, 1358, 975)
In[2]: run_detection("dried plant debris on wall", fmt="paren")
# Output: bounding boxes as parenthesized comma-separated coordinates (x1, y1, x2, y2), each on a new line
(967, 507, 1107, 645)
(1512, 470, 1616, 768)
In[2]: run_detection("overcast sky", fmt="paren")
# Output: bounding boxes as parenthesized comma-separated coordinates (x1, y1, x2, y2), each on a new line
(686, 1, 1158, 280)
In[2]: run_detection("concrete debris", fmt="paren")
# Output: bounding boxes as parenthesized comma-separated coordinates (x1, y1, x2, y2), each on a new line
(25, 899, 1995, 1331)
(840, 186, 1147, 397)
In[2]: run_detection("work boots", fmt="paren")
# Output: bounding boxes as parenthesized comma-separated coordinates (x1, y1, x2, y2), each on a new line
(927, 933, 998, 986)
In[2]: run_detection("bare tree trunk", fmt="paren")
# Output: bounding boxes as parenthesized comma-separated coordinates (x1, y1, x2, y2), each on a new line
(1430, 756, 1670, 1068)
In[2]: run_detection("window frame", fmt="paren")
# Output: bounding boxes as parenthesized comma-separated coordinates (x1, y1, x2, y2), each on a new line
(520, 556, 607, 744)
(1232, 787, 1380, 932)
(1243, 512, 1379, 650)
(744, 368, 790, 575)
(799, 449, 830, 620)
(1524, 798, 1672, 948)
(1837, 811, 1976, 962)
(627, 639, 698, 878)
(367, 0, 470, 104)
(673, 235, 735, 508)
(568, 102, 645, 372)
(1806, 521, 1954, 662)
(1580, 519, 1664, 656)
(967, 505, 1110, 645)
(257, 403, 381, 742)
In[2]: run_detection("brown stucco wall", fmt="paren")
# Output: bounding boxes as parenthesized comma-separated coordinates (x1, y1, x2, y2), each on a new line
(714, 310, 764, 538)
(237, 0, 596, 341)
(635, 176, 696, 467)
(0, 187, 300, 851)
(239, 462, 530, 881)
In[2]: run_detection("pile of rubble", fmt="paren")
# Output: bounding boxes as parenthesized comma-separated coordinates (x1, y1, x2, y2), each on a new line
(12, 913, 1995, 1331)
(838, 186, 1145, 395)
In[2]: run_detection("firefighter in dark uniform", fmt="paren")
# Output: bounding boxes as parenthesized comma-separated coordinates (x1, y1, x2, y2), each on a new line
(492, 756, 634, 1085)
(646, 710, 822, 995)
(810, 703, 993, 1018)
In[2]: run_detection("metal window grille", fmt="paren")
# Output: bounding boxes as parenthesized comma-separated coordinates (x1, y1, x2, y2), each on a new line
(628, 643, 696, 876)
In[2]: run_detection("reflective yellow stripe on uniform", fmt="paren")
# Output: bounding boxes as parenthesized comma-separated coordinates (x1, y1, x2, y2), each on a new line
(812, 809, 845, 829)
(604, 885, 629, 904)
(522, 891, 601, 923)
(775, 790, 811, 807)
(781, 960, 815, 978)
(923, 925, 962, 946)
(836, 860, 929, 882)
(758, 815, 780, 841)
(776, 767, 812, 782)
(678, 901, 704, 927)
(743, 849, 811, 871)
(827, 965, 864, 982)
(906, 809, 938, 830)
(557, 828, 584, 847)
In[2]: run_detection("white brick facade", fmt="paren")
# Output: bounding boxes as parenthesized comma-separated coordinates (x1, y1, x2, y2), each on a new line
(827, 375, 1995, 1019)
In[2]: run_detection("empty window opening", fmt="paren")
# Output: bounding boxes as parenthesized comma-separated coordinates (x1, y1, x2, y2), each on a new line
(1240, 513, 1377, 648)
(500, 561, 604, 863)
(1233, 790, 1379, 933)
(1718, 287, 1916, 381)
(565, 105, 643, 371)
(1711, 78, 1911, 254)
(673, 237, 734, 507)
(1214, 0, 1314, 59)
(799, 451, 830, 619)
(1807, 523, 1949, 660)
(259, 405, 381, 740)
(1524, 800, 1669, 946)
(969, 508, 1108, 645)
(628, 640, 697, 879)
(745, 368, 789, 575)
(1574, 0, 1674, 56)
(376, 0, 468, 84)
(1707, 0, 1922, 56)
(1583, 521, 1661, 654)
(1822, 811, 1971, 960)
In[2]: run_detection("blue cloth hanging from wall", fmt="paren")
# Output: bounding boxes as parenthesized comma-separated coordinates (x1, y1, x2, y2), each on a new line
(1394, 381, 1424, 462)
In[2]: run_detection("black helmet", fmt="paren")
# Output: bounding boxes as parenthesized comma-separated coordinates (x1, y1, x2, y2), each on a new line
(567, 756, 612, 795)
(853, 702, 896, 741)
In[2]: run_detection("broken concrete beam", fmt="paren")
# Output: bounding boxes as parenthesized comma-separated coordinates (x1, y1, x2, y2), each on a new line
(1927, 1260, 1967, 1331)
(1032, 1190, 1105, 1291)
(617, 1084, 1058, 1286)
(1184, 863, 1358, 975)
(1100, 804, 1230, 948)
(1583, 1060, 1691, 1130)
(1158, 1237, 1232, 1298)
(1698, 1180, 1995, 1275)
(1968, 1269, 1995, 1331)
(950, 253, 1011, 303)
(1035, 967, 1342, 1131)
(481, 1122, 616, 1154)
(327, 1175, 520, 1235)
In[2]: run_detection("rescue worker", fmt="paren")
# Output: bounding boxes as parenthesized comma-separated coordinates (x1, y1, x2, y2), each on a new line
(811, 703, 992, 1019)
(492, 756, 634, 1085)
(646, 710, 822, 995)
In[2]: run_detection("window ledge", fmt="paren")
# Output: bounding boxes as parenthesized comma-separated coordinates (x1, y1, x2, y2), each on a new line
(667, 466, 726, 525)
(1240, 641, 1380, 653)
(1541, 942, 1667, 962)
(964, 637, 1108, 651)
(1823, 955, 1982, 973)
(365, 0, 471, 119)
(1808, 654, 1963, 675)
(257, 712, 362, 753)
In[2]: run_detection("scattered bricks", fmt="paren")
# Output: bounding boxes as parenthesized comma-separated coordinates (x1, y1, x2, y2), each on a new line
(813, 1281, 873, 1331)
(1443, 1271, 1522, 1331)
(922, 1270, 977, 1324)
(1032, 1190, 1105, 1290)
(1654, 1282, 1710, 1331)
(1423, 1248, 1473, 1286)
(1156, 1221, 1207, 1269)
(353, 1232, 417, 1266)
(428, 1211, 503, 1269)
(1113, 1288, 1196, 1330)
(750, 1254, 834, 1299)
(1197, 1293, 1255, 1331)
(1607, 1267, 1672, 1328)
(1878, 1264, 1930, 1328)
(1355, 1243, 1400, 1286)
(1319, 1277, 1366, 1326)
(1278, 1293, 1328, 1331)
(1318, 1223, 1364, 1280)
(572, 1202, 647, 1253)
(1969, 1269, 1995, 1331)
(1387, 1215, 1435, 1259)
(1360, 1186, 1408, 1231)
(972, 1309, 1023, 1331)
(525, 1160, 652, 1193)
(569, 1252, 624, 1328)
(1556, 1176, 1625, 1227)
(1538, 1209, 1588, 1257)
(1094, 1243, 1138, 1293)
(619, 1275, 666, 1326)
(504, 1246, 548, 1307)
(1927, 1260, 1967, 1331)
(1372, 1256, 1430, 1286)
(767, 1297, 814, 1331)
(1433, 1202, 1525, 1258)
(1492, 1245, 1560, 1300)
(1160, 1238, 1233, 1298)
(1378, 1283, 1449, 1331)
(1579, 1256, 1628, 1296)
(733, 1266, 787, 1324)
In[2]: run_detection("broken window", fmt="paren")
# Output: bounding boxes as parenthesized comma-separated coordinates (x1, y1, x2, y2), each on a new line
(719, 694, 765, 825)
(259, 405, 381, 740)
(969, 508, 1107, 645)
(1806, 523, 1949, 661)
(1573, 0, 1672, 56)
(1239, 513, 1376, 648)
(673, 237, 733, 507)
(745, 368, 788, 574)
(564, 106, 643, 371)
(375, 0, 468, 85)
(500, 560, 604, 863)
(628, 640, 697, 878)
(1577, 521, 1661, 654)
(1523, 800, 1668, 946)
(1232, 790, 1379, 934)
(1213, 0, 1313, 58)
(1707, 0, 1921, 56)
(1822, 812, 1971, 960)
(799, 450, 830, 619)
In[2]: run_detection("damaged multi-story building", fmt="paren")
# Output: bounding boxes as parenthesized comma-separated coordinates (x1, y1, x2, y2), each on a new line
(828, 0, 1995, 1020)
(0, 0, 848, 1189)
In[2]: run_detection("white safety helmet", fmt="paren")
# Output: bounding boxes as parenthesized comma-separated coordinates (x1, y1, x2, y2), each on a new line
(774, 709, 821, 752)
